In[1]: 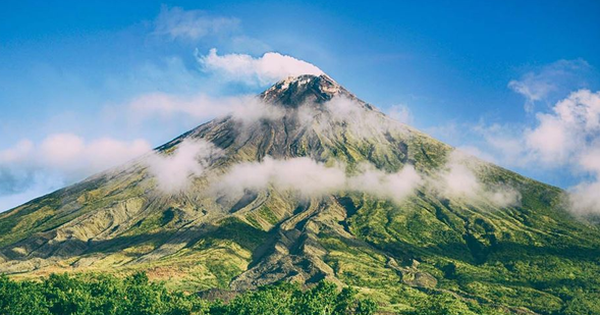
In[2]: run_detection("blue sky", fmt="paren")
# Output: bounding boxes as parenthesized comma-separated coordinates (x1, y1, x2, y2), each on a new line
(1, 0, 600, 212)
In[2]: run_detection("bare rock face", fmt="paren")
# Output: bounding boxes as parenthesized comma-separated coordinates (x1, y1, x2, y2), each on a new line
(260, 74, 346, 106)
(0, 74, 598, 314)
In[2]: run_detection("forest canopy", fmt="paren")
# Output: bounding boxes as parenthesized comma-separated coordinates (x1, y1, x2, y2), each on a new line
(0, 273, 377, 315)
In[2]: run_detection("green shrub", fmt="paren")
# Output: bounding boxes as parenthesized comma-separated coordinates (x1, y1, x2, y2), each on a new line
(0, 273, 376, 315)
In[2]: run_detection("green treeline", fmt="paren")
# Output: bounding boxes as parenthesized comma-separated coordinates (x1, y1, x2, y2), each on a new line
(0, 273, 377, 315)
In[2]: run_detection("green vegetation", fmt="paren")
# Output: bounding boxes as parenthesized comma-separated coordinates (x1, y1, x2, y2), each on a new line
(0, 273, 377, 315)
(337, 193, 600, 314)
(2, 75, 600, 314)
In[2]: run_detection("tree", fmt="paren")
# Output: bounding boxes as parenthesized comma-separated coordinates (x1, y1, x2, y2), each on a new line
(356, 299, 377, 315)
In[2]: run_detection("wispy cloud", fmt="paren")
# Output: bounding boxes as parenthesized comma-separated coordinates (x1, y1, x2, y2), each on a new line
(196, 48, 324, 86)
(214, 157, 422, 202)
(526, 89, 600, 215)
(430, 150, 521, 208)
(125, 93, 523, 209)
(145, 139, 221, 193)
(347, 164, 423, 203)
(451, 89, 600, 214)
(508, 59, 592, 112)
(0, 134, 151, 177)
(525, 90, 600, 166)
(152, 5, 240, 41)
(309, 96, 411, 140)
(386, 104, 413, 125)
(128, 92, 284, 126)
(0, 135, 151, 212)
(215, 157, 347, 198)
(212, 150, 519, 208)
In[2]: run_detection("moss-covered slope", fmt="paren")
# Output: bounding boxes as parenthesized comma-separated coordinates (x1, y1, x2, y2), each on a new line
(1, 75, 599, 314)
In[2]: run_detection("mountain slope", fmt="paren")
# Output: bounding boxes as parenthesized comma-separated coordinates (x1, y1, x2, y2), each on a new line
(1, 75, 600, 314)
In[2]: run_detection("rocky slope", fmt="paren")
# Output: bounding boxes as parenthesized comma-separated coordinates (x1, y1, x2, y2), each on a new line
(1, 74, 599, 314)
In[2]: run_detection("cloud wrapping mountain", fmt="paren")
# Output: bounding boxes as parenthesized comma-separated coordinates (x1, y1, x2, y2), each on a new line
(145, 139, 222, 193)
(129, 93, 284, 125)
(432, 150, 521, 208)
(216, 157, 346, 198)
(197, 48, 324, 85)
(523, 89, 600, 214)
(347, 164, 423, 202)
(148, 147, 518, 208)
(447, 89, 600, 214)
(214, 156, 423, 202)
(133, 89, 518, 208)
(4, 75, 598, 314)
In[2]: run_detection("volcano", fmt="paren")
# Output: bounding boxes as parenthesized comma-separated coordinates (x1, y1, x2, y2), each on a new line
(1, 74, 599, 314)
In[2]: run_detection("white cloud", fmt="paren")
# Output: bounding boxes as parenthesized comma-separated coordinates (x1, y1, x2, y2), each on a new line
(568, 144, 600, 216)
(129, 92, 236, 121)
(432, 150, 521, 208)
(524, 114, 570, 164)
(312, 96, 409, 140)
(39, 134, 86, 170)
(145, 139, 221, 193)
(196, 48, 324, 86)
(216, 157, 346, 198)
(579, 148, 600, 175)
(128, 92, 284, 125)
(439, 154, 480, 200)
(456, 90, 600, 171)
(487, 187, 522, 209)
(0, 134, 151, 177)
(215, 157, 422, 202)
(508, 80, 553, 113)
(466, 122, 532, 168)
(153, 6, 240, 41)
(0, 134, 151, 212)
(508, 59, 591, 112)
(347, 164, 423, 203)
(0, 140, 34, 164)
(569, 181, 600, 216)
(441, 89, 600, 213)
(38, 134, 151, 175)
(525, 90, 600, 167)
(387, 104, 413, 125)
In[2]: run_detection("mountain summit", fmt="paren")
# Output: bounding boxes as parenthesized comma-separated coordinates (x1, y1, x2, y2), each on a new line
(1, 75, 599, 314)
(261, 74, 348, 106)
